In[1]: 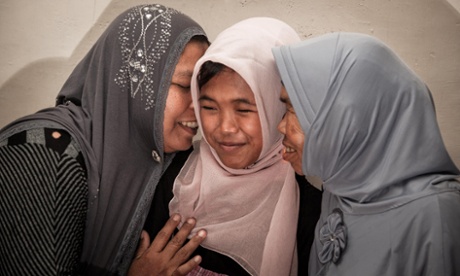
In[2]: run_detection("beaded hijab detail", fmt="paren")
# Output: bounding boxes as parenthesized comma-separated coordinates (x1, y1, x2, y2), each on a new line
(115, 5, 179, 109)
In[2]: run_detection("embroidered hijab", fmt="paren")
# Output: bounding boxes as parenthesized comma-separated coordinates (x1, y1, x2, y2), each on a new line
(273, 32, 460, 275)
(1, 4, 206, 274)
(169, 18, 300, 275)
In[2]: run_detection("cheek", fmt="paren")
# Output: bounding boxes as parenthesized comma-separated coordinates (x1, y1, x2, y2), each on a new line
(164, 92, 179, 128)
(247, 118, 262, 134)
(250, 121, 263, 148)
(181, 93, 193, 108)
(294, 131, 305, 152)
(295, 123, 305, 142)
(288, 123, 305, 150)
(242, 116, 263, 157)
(173, 94, 189, 112)
(199, 112, 215, 139)
(163, 106, 173, 133)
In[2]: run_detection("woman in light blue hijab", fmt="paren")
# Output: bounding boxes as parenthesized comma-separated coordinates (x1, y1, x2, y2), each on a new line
(273, 32, 460, 275)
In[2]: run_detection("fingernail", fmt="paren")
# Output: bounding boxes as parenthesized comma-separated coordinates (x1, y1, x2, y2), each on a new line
(193, 256, 202, 263)
(198, 230, 206, 238)
(172, 214, 180, 221)
(187, 218, 195, 224)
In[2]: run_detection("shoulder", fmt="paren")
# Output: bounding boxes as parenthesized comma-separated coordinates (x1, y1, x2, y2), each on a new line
(1, 126, 86, 171)
(0, 127, 88, 275)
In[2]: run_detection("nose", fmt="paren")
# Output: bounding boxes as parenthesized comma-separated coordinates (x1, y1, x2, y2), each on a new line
(220, 111, 238, 134)
(277, 113, 287, 135)
(188, 97, 194, 110)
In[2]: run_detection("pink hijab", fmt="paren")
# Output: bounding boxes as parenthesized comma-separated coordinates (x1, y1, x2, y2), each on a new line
(169, 18, 300, 275)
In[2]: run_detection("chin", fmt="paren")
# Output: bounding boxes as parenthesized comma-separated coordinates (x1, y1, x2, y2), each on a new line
(227, 159, 257, 170)
(221, 159, 246, 170)
(165, 142, 192, 153)
(179, 143, 193, 152)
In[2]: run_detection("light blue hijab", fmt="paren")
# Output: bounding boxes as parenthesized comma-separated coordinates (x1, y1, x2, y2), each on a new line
(273, 33, 460, 275)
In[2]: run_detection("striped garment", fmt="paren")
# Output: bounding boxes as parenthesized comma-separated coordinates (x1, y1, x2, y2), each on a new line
(187, 266, 228, 276)
(0, 128, 87, 275)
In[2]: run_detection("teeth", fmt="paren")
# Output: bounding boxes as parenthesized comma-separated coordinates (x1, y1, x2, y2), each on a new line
(285, 147, 296, 153)
(180, 121, 198, 128)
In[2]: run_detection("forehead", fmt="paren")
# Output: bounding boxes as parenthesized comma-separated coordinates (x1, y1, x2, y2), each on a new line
(200, 69, 255, 102)
(175, 41, 208, 74)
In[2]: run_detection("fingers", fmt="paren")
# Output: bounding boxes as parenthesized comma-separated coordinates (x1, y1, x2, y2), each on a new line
(134, 231, 151, 259)
(169, 231, 207, 276)
(128, 215, 207, 276)
(173, 256, 203, 276)
(150, 214, 182, 252)
(170, 229, 207, 263)
(162, 218, 197, 256)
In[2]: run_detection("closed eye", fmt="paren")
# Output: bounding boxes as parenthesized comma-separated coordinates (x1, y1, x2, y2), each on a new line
(199, 96, 216, 111)
(236, 103, 257, 114)
(172, 83, 191, 90)
(201, 105, 216, 111)
(238, 109, 255, 113)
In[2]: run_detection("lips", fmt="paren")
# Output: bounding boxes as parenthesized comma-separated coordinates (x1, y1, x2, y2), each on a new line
(179, 120, 198, 135)
(217, 141, 245, 152)
(281, 142, 298, 163)
(180, 121, 198, 128)
(282, 141, 296, 153)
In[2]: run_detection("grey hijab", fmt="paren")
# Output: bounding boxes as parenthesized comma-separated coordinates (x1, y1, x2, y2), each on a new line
(1, 4, 206, 275)
(273, 33, 460, 275)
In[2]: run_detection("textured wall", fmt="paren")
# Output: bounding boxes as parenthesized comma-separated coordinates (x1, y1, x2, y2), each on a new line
(1, 0, 459, 167)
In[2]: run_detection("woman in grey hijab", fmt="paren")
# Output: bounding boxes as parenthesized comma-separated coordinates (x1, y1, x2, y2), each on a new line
(273, 32, 460, 275)
(0, 4, 208, 275)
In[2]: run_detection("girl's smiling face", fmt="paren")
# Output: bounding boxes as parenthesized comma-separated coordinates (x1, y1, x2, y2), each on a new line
(199, 69, 263, 169)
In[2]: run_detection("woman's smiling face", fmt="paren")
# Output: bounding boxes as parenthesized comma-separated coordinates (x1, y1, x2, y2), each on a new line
(199, 68, 263, 169)
(277, 85, 306, 175)
(163, 39, 208, 153)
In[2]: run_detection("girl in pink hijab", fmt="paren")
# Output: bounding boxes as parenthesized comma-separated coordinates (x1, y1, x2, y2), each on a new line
(169, 17, 303, 275)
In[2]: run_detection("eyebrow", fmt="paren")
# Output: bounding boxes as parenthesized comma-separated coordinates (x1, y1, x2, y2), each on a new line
(233, 98, 256, 106)
(199, 95, 214, 102)
(199, 95, 256, 106)
(175, 69, 193, 79)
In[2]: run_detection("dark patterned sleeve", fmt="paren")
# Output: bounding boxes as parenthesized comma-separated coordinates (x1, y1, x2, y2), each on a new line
(296, 173, 323, 276)
(0, 128, 88, 275)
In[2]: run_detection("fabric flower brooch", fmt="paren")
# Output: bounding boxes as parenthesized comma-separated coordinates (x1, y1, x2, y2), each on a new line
(318, 208, 347, 264)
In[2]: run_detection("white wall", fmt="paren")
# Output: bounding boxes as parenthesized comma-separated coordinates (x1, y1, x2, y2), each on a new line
(1, 0, 459, 167)
(447, 0, 460, 12)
